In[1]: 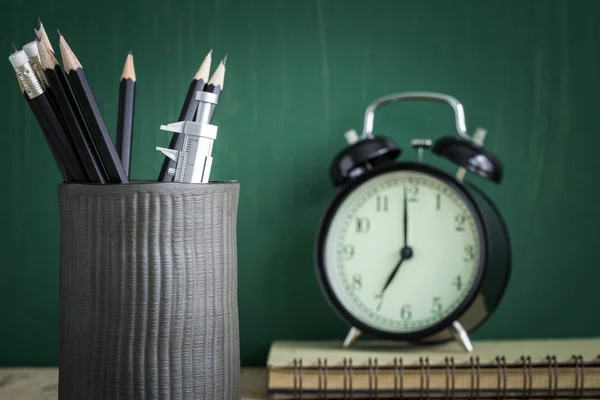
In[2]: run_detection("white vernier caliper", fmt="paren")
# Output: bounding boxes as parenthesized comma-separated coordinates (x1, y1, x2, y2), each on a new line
(156, 91, 219, 183)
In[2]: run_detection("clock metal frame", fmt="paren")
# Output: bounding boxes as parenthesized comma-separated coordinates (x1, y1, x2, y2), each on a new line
(315, 160, 492, 344)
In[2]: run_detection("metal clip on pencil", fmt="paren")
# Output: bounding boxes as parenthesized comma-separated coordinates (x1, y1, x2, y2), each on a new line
(156, 91, 219, 183)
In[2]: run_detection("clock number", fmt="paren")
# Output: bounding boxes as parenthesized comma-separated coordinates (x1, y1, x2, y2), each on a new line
(455, 214, 466, 231)
(400, 304, 412, 320)
(436, 193, 441, 210)
(351, 274, 362, 291)
(407, 186, 419, 202)
(464, 244, 475, 261)
(376, 195, 389, 212)
(431, 296, 443, 316)
(341, 244, 355, 261)
(356, 217, 370, 233)
(452, 275, 463, 291)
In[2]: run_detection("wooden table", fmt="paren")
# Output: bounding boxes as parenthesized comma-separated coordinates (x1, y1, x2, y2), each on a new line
(0, 367, 268, 399)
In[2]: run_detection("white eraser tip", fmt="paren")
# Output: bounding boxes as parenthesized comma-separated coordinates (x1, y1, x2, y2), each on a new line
(8, 50, 29, 68)
(22, 41, 39, 57)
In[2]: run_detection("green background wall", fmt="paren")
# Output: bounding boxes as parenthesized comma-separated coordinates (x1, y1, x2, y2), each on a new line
(1, 0, 599, 367)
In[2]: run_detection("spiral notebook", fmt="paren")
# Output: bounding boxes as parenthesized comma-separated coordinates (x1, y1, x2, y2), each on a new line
(267, 337, 600, 399)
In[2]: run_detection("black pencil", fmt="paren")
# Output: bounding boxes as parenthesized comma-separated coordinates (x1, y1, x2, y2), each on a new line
(37, 36, 107, 183)
(157, 49, 212, 181)
(10, 50, 84, 182)
(58, 31, 129, 184)
(203, 54, 227, 123)
(204, 54, 226, 95)
(37, 18, 54, 54)
(31, 31, 64, 121)
(37, 89, 88, 182)
(193, 55, 227, 126)
(30, 34, 83, 170)
(37, 29, 94, 155)
(16, 73, 69, 181)
(116, 51, 136, 178)
(11, 48, 87, 182)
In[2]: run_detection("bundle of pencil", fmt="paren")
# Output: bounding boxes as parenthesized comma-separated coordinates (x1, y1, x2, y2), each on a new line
(9, 18, 228, 185)
(157, 51, 227, 182)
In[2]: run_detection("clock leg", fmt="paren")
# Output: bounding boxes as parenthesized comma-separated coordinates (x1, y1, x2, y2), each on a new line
(343, 327, 362, 348)
(450, 321, 474, 352)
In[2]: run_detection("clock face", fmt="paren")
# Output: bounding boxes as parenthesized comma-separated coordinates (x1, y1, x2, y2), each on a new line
(320, 167, 485, 336)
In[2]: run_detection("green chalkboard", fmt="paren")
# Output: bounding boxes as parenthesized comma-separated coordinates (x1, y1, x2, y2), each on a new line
(1, 0, 599, 367)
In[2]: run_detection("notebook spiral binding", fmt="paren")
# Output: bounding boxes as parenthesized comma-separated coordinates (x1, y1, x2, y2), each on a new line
(286, 354, 600, 399)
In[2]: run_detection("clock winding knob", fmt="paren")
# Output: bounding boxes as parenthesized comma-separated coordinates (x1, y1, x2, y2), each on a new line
(410, 138, 433, 163)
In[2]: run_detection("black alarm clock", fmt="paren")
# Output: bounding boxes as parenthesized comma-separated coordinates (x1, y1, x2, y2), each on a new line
(314, 92, 511, 352)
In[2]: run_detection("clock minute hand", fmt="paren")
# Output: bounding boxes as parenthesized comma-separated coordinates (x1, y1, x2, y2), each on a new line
(403, 186, 408, 247)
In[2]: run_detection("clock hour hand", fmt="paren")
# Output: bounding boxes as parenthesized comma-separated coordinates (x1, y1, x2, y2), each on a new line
(380, 246, 413, 294)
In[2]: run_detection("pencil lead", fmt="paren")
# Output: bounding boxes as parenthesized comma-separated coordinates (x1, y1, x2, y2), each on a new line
(34, 29, 42, 42)
(11, 43, 18, 53)
(222, 54, 227, 66)
(37, 17, 42, 28)
(57, 29, 62, 37)
(128, 49, 132, 55)
(209, 48, 213, 55)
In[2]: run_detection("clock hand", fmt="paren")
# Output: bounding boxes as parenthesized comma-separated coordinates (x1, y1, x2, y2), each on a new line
(378, 187, 414, 299)
(403, 186, 408, 247)
(380, 256, 404, 294)
(380, 246, 413, 294)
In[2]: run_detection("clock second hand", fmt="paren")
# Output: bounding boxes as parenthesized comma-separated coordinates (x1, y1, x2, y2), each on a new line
(377, 186, 413, 308)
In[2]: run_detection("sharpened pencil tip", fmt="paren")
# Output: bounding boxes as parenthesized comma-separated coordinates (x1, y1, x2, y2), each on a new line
(121, 51, 136, 81)
(222, 54, 227, 66)
(209, 49, 213, 55)
(37, 17, 42, 28)
(11, 43, 18, 53)
(57, 29, 62, 37)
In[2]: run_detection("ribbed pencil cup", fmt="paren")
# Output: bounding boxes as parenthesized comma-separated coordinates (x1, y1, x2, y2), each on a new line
(57, 181, 241, 400)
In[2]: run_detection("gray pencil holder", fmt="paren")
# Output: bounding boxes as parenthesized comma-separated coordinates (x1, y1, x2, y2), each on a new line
(56, 181, 241, 400)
